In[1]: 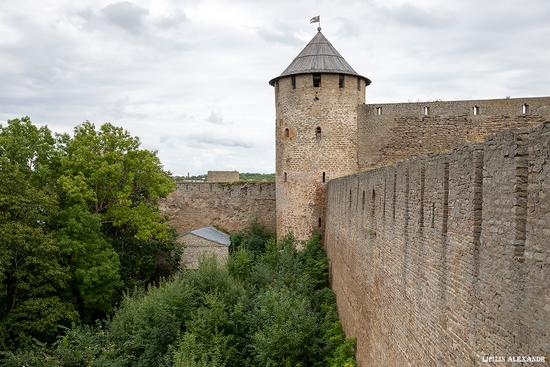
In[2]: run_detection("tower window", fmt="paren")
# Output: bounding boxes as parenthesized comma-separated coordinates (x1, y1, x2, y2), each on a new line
(339, 74, 345, 88)
(357, 77, 361, 91)
(284, 128, 289, 138)
(315, 126, 322, 139)
(284, 172, 287, 182)
(522, 103, 529, 114)
(291, 75, 296, 90)
(473, 105, 480, 115)
(318, 217, 322, 228)
(322, 172, 326, 183)
(371, 189, 376, 217)
(313, 73, 321, 87)
(423, 106, 430, 116)
(376, 107, 382, 116)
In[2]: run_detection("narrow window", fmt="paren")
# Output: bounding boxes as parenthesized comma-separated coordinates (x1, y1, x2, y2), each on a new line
(522, 103, 529, 115)
(431, 202, 435, 228)
(313, 73, 321, 87)
(423, 106, 430, 116)
(473, 105, 480, 115)
(322, 172, 326, 183)
(376, 107, 382, 116)
(315, 126, 322, 139)
(291, 75, 296, 89)
(357, 77, 361, 91)
(318, 217, 322, 228)
(349, 189, 352, 208)
(284, 172, 287, 182)
(371, 189, 376, 217)
(339, 74, 345, 88)
(284, 128, 289, 138)
(362, 191, 366, 211)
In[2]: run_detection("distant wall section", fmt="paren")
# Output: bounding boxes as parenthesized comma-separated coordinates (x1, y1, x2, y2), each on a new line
(160, 181, 276, 234)
(207, 171, 240, 182)
(358, 96, 550, 170)
(325, 123, 550, 366)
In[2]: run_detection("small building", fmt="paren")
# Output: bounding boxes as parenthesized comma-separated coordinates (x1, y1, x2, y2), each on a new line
(207, 170, 240, 182)
(179, 226, 231, 269)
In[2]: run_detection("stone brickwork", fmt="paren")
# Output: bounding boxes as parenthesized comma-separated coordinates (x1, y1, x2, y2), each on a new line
(275, 73, 366, 240)
(324, 123, 550, 366)
(358, 97, 550, 171)
(160, 181, 275, 234)
(178, 233, 229, 269)
(207, 170, 240, 182)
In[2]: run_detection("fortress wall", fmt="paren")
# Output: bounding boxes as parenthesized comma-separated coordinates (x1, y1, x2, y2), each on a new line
(358, 96, 550, 171)
(160, 181, 276, 234)
(325, 123, 550, 366)
(207, 170, 240, 182)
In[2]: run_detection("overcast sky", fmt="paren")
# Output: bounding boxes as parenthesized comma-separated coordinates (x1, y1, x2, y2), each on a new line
(1, 0, 549, 175)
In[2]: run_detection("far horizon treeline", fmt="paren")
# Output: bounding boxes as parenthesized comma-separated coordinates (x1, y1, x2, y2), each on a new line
(174, 173, 275, 182)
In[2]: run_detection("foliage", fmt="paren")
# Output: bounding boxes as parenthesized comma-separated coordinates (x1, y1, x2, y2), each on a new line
(229, 219, 275, 254)
(237, 173, 275, 182)
(5, 223, 357, 366)
(0, 117, 77, 350)
(0, 117, 178, 351)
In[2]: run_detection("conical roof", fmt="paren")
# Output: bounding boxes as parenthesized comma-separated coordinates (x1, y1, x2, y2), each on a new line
(269, 30, 371, 86)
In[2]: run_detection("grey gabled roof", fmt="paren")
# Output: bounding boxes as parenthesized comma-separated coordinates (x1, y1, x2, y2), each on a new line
(190, 227, 231, 246)
(269, 30, 371, 86)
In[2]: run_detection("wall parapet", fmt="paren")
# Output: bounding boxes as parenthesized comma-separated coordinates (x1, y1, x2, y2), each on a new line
(358, 96, 550, 171)
(364, 96, 550, 118)
(325, 122, 550, 366)
(161, 181, 276, 234)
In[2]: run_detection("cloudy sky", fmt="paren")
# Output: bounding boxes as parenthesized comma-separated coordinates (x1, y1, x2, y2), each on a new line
(1, 0, 549, 175)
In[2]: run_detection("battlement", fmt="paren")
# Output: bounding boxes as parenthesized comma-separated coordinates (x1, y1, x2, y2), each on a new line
(364, 96, 550, 117)
(358, 96, 550, 171)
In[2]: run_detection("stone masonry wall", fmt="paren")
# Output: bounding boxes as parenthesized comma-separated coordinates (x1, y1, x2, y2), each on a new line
(178, 233, 229, 270)
(358, 97, 550, 170)
(207, 170, 240, 182)
(160, 181, 276, 234)
(325, 123, 550, 366)
(275, 73, 365, 240)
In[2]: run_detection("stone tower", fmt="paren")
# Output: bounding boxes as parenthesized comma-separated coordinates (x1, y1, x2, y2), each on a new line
(270, 29, 371, 240)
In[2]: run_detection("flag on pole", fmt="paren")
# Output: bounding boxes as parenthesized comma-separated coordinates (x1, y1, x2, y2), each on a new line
(310, 16, 320, 23)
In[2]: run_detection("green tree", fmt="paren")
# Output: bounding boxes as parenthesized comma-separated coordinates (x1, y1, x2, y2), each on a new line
(57, 122, 177, 289)
(1, 118, 180, 351)
(56, 205, 122, 321)
(0, 117, 78, 349)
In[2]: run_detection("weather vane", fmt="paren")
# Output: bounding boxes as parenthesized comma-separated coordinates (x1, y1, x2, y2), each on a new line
(310, 15, 321, 32)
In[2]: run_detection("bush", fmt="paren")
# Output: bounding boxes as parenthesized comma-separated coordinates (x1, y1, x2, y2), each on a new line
(4, 224, 357, 367)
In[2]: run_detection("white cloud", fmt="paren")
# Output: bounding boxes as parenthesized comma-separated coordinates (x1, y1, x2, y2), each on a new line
(1, 0, 549, 174)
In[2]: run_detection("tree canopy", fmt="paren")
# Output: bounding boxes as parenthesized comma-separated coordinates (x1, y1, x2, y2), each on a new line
(4, 224, 357, 366)
(0, 117, 178, 350)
